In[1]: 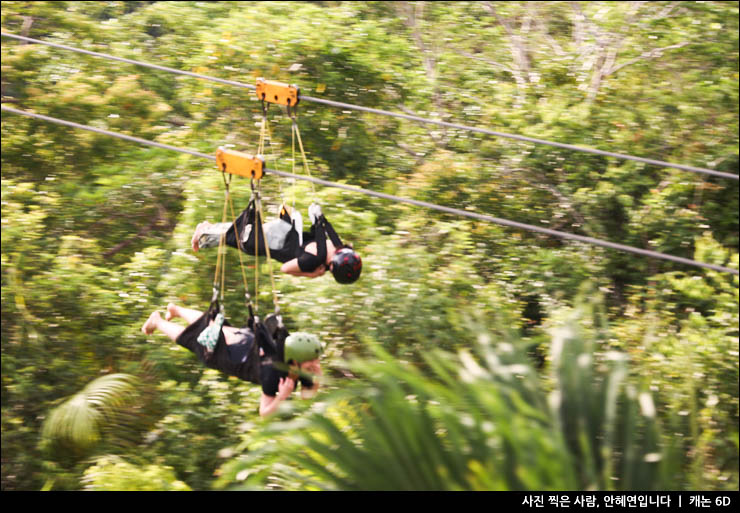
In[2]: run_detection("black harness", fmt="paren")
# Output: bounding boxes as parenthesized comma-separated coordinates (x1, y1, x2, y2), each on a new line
(174, 301, 289, 385)
(224, 200, 345, 267)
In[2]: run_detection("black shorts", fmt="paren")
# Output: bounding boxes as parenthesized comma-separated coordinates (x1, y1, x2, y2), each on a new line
(176, 308, 260, 384)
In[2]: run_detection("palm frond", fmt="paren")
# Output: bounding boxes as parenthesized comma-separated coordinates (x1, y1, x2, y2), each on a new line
(41, 373, 140, 456)
(219, 299, 675, 491)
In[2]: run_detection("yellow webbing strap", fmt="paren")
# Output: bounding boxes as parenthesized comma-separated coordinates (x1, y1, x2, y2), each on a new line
(255, 105, 283, 315)
(226, 189, 252, 311)
(290, 110, 316, 198)
(253, 185, 260, 315)
(291, 111, 297, 210)
(254, 186, 281, 315)
(212, 169, 254, 315)
(212, 178, 232, 303)
(259, 102, 292, 209)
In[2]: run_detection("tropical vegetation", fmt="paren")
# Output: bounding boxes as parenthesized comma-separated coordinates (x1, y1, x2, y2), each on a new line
(1, 1, 737, 491)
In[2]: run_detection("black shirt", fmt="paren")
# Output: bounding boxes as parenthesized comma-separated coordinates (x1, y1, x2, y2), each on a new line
(259, 357, 315, 397)
(224, 206, 343, 273)
(258, 333, 314, 397)
(177, 312, 314, 396)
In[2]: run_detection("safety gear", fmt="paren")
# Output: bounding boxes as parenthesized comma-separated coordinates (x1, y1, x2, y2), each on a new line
(279, 203, 304, 247)
(263, 313, 282, 340)
(308, 202, 323, 225)
(284, 332, 322, 363)
(196, 312, 224, 355)
(331, 248, 362, 284)
(293, 208, 304, 247)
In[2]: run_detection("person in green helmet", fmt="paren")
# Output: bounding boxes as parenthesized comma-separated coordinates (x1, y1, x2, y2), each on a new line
(259, 331, 323, 417)
(142, 303, 322, 417)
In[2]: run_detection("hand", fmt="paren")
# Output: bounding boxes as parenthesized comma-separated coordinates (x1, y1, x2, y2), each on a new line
(309, 265, 328, 278)
(308, 203, 322, 224)
(277, 376, 296, 399)
(301, 360, 321, 375)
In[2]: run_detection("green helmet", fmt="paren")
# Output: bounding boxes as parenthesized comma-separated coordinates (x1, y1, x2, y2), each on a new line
(284, 332, 322, 364)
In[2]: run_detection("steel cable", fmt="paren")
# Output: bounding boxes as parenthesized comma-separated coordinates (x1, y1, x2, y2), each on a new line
(3, 105, 737, 276)
(2, 31, 736, 181)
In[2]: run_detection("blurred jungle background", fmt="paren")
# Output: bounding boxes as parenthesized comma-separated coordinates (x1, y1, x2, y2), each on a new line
(1, 1, 737, 491)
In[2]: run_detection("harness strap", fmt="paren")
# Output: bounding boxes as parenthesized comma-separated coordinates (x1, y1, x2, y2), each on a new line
(289, 106, 316, 200)
(259, 101, 290, 208)
(322, 216, 344, 248)
(214, 164, 255, 321)
(251, 181, 260, 315)
(212, 171, 232, 304)
(226, 181, 253, 314)
(252, 181, 281, 316)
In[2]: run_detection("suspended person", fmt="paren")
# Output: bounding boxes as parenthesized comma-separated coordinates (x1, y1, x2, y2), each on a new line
(142, 303, 322, 417)
(191, 202, 362, 283)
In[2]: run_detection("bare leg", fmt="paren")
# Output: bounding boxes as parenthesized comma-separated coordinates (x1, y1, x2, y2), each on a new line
(166, 303, 203, 324)
(142, 311, 186, 342)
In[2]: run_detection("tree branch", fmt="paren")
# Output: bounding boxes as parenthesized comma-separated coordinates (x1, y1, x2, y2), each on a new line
(102, 204, 169, 258)
(396, 1, 449, 145)
(540, 183, 589, 230)
(20, 16, 34, 39)
(397, 104, 448, 146)
(396, 141, 428, 167)
(527, 3, 567, 58)
(455, 50, 513, 73)
(607, 41, 690, 76)
(569, 2, 608, 47)
(481, 2, 530, 107)
(572, 1, 688, 101)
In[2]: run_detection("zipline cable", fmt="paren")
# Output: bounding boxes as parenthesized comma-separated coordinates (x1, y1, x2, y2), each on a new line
(264, 168, 739, 277)
(299, 94, 740, 181)
(2, 31, 737, 181)
(3, 105, 737, 276)
(0, 32, 256, 90)
(1, 106, 213, 160)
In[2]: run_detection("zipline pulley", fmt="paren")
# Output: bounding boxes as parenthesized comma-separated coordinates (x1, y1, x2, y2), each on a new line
(255, 78, 300, 107)
(216, 148, 265, 180)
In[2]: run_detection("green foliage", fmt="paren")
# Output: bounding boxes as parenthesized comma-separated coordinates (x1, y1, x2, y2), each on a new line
(41, 374, 140, 458)
(82, 455, 190, 491)
(546, 297, 665, 490)
(135, 371, 262, 490)
(615, 235, 739, 489)
(215, 300, 674, 491)
(1, 0, 737, 491)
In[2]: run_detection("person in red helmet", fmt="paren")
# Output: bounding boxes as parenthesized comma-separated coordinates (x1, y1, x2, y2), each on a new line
(191, 202, 361, 284)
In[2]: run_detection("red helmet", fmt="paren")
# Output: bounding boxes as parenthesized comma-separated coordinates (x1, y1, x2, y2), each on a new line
(331, 248, 362, 284)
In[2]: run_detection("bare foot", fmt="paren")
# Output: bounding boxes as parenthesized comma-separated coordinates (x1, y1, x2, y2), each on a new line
(165, 303, 178, 321)
(142, 311, 162, 335)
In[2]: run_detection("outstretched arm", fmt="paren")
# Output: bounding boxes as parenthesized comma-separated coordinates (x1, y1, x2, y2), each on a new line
(280, 259, 327, 278)
(279, 216, 329, 277)
(259, 377, 295, 417)
(279, 217, 329, 277)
